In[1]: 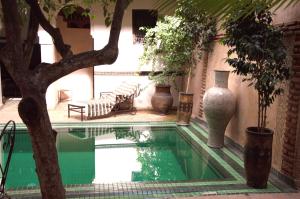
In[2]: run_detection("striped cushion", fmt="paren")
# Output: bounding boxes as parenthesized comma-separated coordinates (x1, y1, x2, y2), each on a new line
(69, 82, 140, 119)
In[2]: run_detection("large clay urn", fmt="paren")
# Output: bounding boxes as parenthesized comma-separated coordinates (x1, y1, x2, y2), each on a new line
(203, 70, 236, 148)
(151, 84, 173, 114)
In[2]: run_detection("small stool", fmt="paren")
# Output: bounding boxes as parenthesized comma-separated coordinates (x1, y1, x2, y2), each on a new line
(68, 104, 85, 121)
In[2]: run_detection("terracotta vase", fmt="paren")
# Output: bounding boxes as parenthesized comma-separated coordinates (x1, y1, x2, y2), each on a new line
(176, 92, 193, 126)
(244, 127, 273, 189)
(203, 70, 236, 148)
(151, 84, 173, 114)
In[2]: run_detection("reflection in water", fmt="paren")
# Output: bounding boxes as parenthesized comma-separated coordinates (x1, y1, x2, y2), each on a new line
(56, 131, 95, 185)
(2, 131, 39, 188)
(2, 126, 223, 189)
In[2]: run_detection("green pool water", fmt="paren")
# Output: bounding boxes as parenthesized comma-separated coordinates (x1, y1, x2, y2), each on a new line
(3, 126, 224, 189)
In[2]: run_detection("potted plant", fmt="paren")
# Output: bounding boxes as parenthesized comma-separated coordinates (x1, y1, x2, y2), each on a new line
(175, 0, 216, 125)
(222, 1, 289, 188)
(140, 15, 186, 114)
(140, 0, 216, 118)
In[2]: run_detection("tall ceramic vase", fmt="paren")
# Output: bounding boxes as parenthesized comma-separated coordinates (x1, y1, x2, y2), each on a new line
(203, 70, 236, 148)
(177, 92, 194, 126)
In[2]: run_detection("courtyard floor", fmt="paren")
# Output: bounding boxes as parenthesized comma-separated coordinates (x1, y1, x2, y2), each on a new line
(0, 99, 177, 123)
(0, 99, 299, 199)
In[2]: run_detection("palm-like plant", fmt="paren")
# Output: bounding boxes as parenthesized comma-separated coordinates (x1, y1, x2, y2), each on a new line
(155, 0, 300, 20)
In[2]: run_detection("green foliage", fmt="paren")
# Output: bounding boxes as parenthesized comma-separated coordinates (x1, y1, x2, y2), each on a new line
(155, 0, 300, 22)
(140, 0, 216, 86)
(40, 0, 128, 26)
(222, 1, 289, 129)
(141, 16, 189, 85)
(1, 0, 124, 38)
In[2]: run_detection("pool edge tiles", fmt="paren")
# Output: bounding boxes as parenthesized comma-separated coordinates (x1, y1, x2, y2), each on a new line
(6, 121, 285, 198)
(0, 121, 177, 129)
(188, 122, 283, 192)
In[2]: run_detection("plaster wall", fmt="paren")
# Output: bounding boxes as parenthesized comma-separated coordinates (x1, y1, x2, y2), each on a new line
(91, 0, 159, 72)
(190, 41, 285, 170)
(44, 0, 178, 110)
(38, 29, 58, 109)
(55, 16, 94, 102)
(190, 3, 300, 171)
(273, 2, 300, 25)
(92, 0, 179, 109)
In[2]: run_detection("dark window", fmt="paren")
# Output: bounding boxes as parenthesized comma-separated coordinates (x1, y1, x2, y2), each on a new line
(132, 9, 157, 44)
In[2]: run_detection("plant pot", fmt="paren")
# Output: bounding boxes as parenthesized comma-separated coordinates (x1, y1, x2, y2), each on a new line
(151, 84, 173, 114)
(244, 127, 273, 189)
(177, 92, 193, 126)
(203, 70, 236, 148)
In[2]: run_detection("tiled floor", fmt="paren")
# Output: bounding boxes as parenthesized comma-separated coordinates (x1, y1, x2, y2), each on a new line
(0, 99, 299, 199)
(0, 99, 177, 123)
(182, 193, 300, 199)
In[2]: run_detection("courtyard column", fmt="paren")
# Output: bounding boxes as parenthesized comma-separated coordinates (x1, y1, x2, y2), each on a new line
(281, 21, 300, 189)
(292, 29, 300, 188)
(295, 102, 300, 188)
(91, 22, 110, 96)
(38, 27, 57, 109)
(90, 3, 109, 51)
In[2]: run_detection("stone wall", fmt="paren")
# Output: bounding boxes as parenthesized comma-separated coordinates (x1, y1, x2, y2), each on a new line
(281, 22, 300, 187)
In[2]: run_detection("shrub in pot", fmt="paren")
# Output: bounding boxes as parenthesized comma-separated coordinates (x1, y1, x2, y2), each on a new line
(140, 0, 216, 119)
(175, 0, 216, 125)
(222, 1, 289, 188)
(140, 16, 181, 114)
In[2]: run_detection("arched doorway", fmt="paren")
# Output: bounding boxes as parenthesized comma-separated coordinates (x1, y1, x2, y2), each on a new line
(55, 6, 94, 102)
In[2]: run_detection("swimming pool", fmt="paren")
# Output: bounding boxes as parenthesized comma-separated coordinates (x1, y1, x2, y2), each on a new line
(1, 121, 286, 198)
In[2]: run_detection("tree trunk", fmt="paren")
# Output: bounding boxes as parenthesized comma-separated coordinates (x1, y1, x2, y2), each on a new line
(18, 91, 65, 199)
(0, 1, 129, 198)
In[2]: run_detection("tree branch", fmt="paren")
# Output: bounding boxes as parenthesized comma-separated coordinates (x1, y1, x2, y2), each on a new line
(25, 0, 73, 59)
(108, 0, 129, 47)
(37, 0, 129, 88)
(24, 8, 39, 69)
(38, 46, 118, 88)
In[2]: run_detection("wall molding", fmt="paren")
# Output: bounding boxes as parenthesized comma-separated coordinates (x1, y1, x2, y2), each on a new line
(94, 71, 183, 77)
(94, 71, 140, 76)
